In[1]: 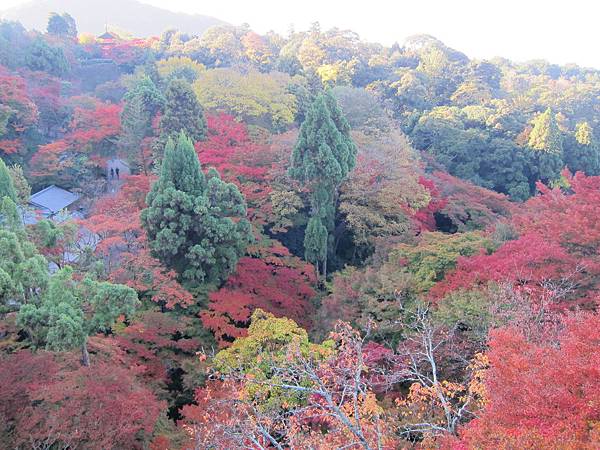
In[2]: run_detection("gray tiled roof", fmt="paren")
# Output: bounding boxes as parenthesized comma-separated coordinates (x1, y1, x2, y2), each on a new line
(29, 185, 80, 215)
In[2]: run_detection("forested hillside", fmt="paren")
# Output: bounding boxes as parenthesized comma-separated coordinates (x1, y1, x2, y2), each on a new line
(1, 11, 600, 449)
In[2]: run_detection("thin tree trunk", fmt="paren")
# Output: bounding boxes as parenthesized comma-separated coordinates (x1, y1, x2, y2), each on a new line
(323, 256, 327, 280)
(81, 340, 90, 367)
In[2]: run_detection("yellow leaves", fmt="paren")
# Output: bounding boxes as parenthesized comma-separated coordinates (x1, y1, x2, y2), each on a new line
(269, 189, 304, 233)
(316, 60, 357, 85)
(193, 69, 296, 129)
(297, 38, 326, 70)
(467, 352, 489, 407)
(361, 391, 384, 417)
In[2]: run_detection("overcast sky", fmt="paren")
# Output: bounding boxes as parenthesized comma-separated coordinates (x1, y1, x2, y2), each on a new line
(4, 0, 599, 68)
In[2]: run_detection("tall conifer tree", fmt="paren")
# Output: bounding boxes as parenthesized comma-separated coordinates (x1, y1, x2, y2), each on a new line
(289, 91, 357, 276)
(160, 79, 207, 142)
(0, 159, 17, 203)
(142, 132, 251, 287)
(528, 108, 563, 154)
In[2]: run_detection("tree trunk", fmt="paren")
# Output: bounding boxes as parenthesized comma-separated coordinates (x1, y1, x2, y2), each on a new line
(323, 255, 327, 280)
(81, 340, 90, 367)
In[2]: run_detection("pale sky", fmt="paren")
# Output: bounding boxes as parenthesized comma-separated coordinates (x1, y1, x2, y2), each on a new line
(3, 0, 599, 68)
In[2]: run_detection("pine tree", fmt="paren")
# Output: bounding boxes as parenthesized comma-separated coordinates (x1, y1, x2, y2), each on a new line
(0, 159, 17, 203)
(141, 132, 251, 288)
(304, 216, 328, 275)
(17, 267, 138, 366)
(120, 93, 151, 173)
(160, 79, 207, 142)
(289, 91, 357, 276)
(120, 76, 165, 173)
(564, 123, 600, 175)
(7, 164, 31, 205)
(528, 108, 563, 154)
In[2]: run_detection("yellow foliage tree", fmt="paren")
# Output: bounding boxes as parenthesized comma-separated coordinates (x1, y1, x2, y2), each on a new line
(193, 68, 296, 130)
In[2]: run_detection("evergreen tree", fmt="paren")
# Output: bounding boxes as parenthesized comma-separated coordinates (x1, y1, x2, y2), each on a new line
(564, 125, 600, 175)
(120, 92, 152, 174)
(47, 12, 77, 37)
(304, 216, 328, 275)
(121, 76, 165, 172)
(123, 75, 165, 119)
(528, 108, 563, 154)
(0, 222, 48, 313)
(160, 79, 207, 142)
(289, 91, 357, 276)
(0, 196, 48, 312)
(17, 267, 139, 366)
(8, 164, 31, 205)
(25, 37, 69, 77)
(0, 159, 17, 203)
(0, 196, 22, 232)
(141, 132, 251, 287)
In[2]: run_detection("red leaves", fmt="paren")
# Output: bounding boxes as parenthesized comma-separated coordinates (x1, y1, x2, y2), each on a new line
(414, 175, 447, 231)
(431, 234, 579, 301)
(0, 66, 38, 154)
(69, 102, 122, 145)
(82, 174, 195, 309)
(115, 311, 202, 385)
(433, 172, 600, 309)
(82, 174, 150, 248)
(196, 114, 278, 224)
(110, 247, 195, 309)
(200, 243, 317, 347)
(0, 348, 164, 450)
(459, 312, 600, 448)
(417, 171, 513, 232)
(100, 38, 155, 65)
(515, 170, 600, 256)
(30, 98, 121, 180)
(0, 139, 20, 154)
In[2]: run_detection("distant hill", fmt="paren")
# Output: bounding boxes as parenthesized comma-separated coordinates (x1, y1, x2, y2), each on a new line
(0, 0, 226, 37)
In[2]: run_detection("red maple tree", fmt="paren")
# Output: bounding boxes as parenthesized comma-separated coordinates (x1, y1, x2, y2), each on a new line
(200, 240, 317, 346)
(459, 312, 600, 448)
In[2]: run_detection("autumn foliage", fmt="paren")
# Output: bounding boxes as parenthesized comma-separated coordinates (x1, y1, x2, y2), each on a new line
(30, 98, 121, 185)
(195, 113, 280, 225)
(459, 312, 600, 448)
(0, 344, 164, 450)
(200, 241, 316, 346)
(4, 17, 600, 450)
(81, 174, 195, 309)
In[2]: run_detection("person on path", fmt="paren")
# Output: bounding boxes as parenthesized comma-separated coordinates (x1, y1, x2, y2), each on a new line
(110, 167, 114, 179)
(115, 167, 120, 179)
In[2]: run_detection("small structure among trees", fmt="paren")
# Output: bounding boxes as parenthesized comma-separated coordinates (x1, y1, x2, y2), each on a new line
(27, 185, 80, 223)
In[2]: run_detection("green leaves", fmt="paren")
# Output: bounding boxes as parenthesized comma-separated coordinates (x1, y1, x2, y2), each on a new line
(528, 108, 562, 154)
(160, 78, 207, 142)
(0, 210, 49, 311)
(16, 266, 139, 360)
(304, 217, 328, 266)
(289, 90, 357, 274)
(290, 92, 356, 191)
(142, 132, 252, 288)
(0, 159, 17, 204)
